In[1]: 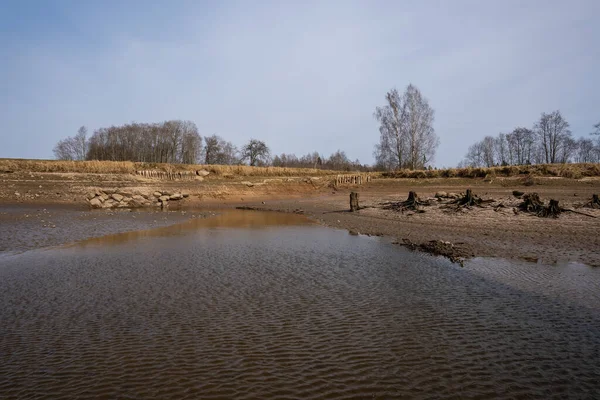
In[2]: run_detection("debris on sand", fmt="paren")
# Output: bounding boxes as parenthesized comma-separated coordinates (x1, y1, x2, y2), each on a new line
(382, 191, 431, 212)
(395, 239, 472, 266)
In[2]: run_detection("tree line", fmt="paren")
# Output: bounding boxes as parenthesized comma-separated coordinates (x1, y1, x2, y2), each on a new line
(461, 112, 600, 167)
(53, 84, 598, 170)
(53, 83, 440, 172)
(53, 120, 370, 171)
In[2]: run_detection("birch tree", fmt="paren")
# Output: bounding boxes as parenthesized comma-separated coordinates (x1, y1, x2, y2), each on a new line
(374, 84, 438, 170)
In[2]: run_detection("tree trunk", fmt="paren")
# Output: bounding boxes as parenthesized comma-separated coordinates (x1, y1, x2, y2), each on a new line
(350, 192, 360, 212)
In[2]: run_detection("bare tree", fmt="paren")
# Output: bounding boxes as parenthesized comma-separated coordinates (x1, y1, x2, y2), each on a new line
(241, 139, 270, 166)
(506, 127, 535, 165)
(374, 84, 439, 170)
(53, 126, 88, 160)
(592, 121, 600, 136)
(74, 126, 88, 161)
(53, 138, 76, 160)
(494, 133, 508, 166)
(464, 141, 485, 167)
(204, 134, 238, 165)
(575, 138, 596, 163)
(534, 111, 572, 164)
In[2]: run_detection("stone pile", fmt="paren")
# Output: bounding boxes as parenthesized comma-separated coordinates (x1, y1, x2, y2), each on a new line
(86, 189, 189, 209)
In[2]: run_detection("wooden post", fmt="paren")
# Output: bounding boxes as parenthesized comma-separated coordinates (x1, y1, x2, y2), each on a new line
(350, 192, 359, 212)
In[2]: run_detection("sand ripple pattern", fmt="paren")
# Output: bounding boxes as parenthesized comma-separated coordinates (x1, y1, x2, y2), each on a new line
(1, 226, 600, 399)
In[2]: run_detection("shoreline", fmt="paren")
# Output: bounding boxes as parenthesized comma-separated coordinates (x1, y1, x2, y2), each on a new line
(1, 168, 599, 266)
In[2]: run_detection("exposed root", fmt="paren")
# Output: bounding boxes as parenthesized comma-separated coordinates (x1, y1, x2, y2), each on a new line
(518, 193, 545, 214)
(583, 194, 600, 209)
(515, 193, 594, 218)
(382, 191, 431, 212)
(443, 189, 494, 211)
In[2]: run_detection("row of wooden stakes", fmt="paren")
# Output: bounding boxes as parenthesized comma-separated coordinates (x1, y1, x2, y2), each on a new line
(136, 170, 198, 180)
(334, 174, 372, 186)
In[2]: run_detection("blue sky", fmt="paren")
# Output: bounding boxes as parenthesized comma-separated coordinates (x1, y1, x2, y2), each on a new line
(1, 0, 598, 167)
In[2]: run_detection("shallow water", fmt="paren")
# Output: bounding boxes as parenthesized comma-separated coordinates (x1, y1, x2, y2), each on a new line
(1, 210, 599, 399)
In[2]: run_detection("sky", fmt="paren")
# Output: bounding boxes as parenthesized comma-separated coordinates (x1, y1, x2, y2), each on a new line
(1, 0, 599, 167)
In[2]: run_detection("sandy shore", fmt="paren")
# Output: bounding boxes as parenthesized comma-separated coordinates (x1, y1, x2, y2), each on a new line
(233, 179, 600, 267)
(1, 169, 599, 266)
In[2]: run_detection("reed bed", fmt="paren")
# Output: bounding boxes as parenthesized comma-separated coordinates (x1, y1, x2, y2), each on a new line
(381, 163, 600, 179)
(0, 159, 348, 177)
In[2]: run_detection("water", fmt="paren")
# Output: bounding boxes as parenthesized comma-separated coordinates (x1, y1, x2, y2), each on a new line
(1, 210, 599, 399)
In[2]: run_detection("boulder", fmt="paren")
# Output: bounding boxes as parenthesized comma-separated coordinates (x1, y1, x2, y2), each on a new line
(170, 193, 183, 200)
(86, 192, 96, 200)
(132, 195, 145, 201)
(197, 169, 210, 177)
(111, 193, 124, 202)
(195, 176, 204, 182)
(435, 191, 448, 198)
(100, 194, 110, 201)
(182, 192, 190, 198)
(159, 195, 170, 202)
(89, 198, 102, 208)
(241, 181, 254, 187)
(153, 191, 162, 198)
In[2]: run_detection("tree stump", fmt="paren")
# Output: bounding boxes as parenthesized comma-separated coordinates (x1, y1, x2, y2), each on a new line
(540, 199, 561, 218)
(518, 193, 544, 213)
(583, 194, 600, 209)
(381, 191, 430, 212)
(350, 192, 360, 212)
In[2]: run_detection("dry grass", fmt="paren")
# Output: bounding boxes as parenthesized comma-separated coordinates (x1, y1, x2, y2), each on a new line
(0, 159, 352, 177)
(381, 163, 600, 180)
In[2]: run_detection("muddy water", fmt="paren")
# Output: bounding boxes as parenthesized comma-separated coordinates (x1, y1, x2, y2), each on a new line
(1, 210, 599, 399)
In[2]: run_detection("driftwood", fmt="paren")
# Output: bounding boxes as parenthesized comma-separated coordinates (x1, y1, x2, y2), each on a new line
(350, 192, 360, 212)
(382, 191, 430, 212)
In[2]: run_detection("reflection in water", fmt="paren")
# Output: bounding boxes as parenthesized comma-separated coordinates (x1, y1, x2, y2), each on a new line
(1, 211, 599, 399)
(67, 209, 313, 249)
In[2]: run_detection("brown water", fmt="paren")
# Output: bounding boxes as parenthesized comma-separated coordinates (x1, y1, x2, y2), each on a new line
(1, 210, 599, 399)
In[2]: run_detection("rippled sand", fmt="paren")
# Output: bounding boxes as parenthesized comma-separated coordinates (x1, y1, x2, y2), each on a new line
(1, 210, 599, 399)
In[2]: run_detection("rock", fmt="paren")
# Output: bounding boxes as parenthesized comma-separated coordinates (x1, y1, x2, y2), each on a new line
(104, 188, 117, 194)
(197, 169, 210, 177)
(448, 193, 460, 199)
(159, 195, 170, 202)
(170, 193, 183, 200)
(100, 194, 110, 201)
(435, 191, 448, 198)
(241, 181, 254, 187)
(153, 191, 162, 198)
(111, 193, 124, 202)
(162, 191, 172, 196)
(132, 195, 145, 201)
(86, 192, 96, 200)
(195, 176, 204, 182)
(122, 197, 132, 204)
(89, 198, 102, 208)
(182, 192, 190, 198)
